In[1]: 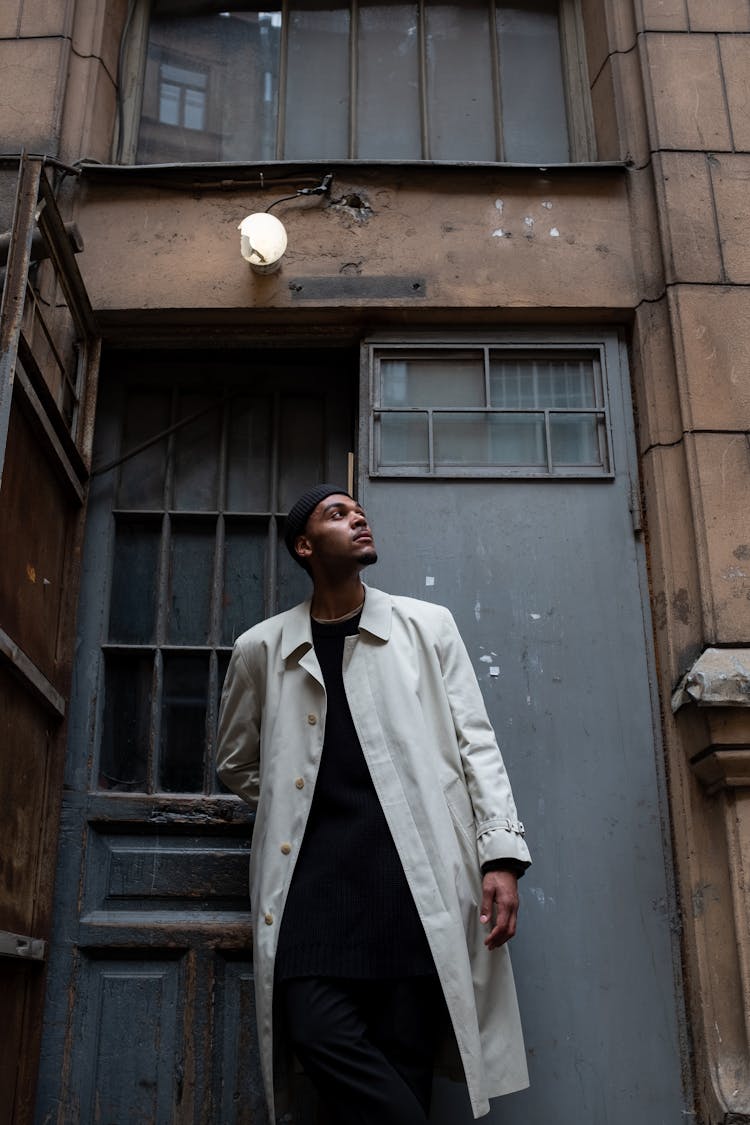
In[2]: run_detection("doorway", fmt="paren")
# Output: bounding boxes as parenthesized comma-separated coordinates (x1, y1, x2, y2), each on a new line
(36, 333, 687, 1124)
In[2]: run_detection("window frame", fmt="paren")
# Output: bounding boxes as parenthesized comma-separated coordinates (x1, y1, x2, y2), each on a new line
(115, 0, 595, 166)
(365, 336, 617, 480)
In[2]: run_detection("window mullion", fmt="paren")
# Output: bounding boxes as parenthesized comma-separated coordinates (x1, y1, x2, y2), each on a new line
(350, 0, 359, 158)
(276, 0, 290, 159)
(417, 0, 429, 159)
(488, 0, 505, 161)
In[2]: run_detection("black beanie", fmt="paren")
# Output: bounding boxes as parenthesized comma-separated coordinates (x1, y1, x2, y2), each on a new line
(284, 483, 352, 568)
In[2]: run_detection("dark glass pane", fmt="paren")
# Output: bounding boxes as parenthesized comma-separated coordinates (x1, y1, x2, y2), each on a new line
(137, 11, 282, 163)
(381, 357, 484, 407)
(550, 412, 602, 465)
(285, 3, 350, 158)
(173, 394, 221, 510)
(278, 523, 312, 611)
(378, 413, 429, 466)
(426, 1, 496, 160)
(496, 1, 570, 162)
(222, 523, 266, 644)
(278, 396, 325, 511)
(99, 652, 153, 792)
(117, 391, 170, 509)
(490, 356, 596, 408)
(213, 650, 233, 793)
(434, 411, 547, 465)
(358, 2, 421, 158)
(109, 520, 161, 644)
(226, 395, 272, 512)
(160, 654, 208, 792)
(168, 521, 216, 644)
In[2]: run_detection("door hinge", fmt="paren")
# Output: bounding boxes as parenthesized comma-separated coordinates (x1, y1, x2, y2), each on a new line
(629, 480, 643, 534)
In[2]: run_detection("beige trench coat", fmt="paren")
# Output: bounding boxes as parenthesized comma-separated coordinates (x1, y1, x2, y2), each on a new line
(217, 586, 531, 1120)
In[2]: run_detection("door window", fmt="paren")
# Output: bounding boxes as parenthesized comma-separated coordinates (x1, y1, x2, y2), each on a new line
(371, 345, 613, 477)
(97, 373, 343, 795)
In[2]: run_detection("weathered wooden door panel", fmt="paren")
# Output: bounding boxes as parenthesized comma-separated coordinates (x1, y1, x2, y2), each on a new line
(359, 332, 688, 1124)
(0, 155, 99, 1125)
(36, 349, 354, 1124)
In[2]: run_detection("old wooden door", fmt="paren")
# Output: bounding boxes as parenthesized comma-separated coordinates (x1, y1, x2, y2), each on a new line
(35, 347, 355, 1124)
(358, 330, 688, 1123)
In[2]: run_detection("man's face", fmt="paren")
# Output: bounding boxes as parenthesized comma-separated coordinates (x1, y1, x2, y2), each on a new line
(295, 494, 378, 574)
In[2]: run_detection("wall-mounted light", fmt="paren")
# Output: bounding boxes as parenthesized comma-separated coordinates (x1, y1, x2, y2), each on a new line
(238, 212, 288, 274)
(238, 172, 334, 274)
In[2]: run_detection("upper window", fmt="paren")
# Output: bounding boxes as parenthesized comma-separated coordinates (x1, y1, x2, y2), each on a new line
(132, 1, 591, 165)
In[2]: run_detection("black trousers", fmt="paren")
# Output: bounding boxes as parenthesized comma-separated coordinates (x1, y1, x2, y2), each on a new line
(278, 975, 445, 1125)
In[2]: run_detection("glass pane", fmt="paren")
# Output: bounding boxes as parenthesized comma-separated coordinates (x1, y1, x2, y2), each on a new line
(160, 654, 208, 792)
(490, 356, 596, 408)
(426, 1, 496, 160)
(489, 412, 547, 465)
(137, 11, 282, 163)
(434, 411, 547, 465)
(226, 395, 272, 512)
(222, 522, 266, 644)
(173, 394, 221, 510)
(358, 2, 421, 158)
(381, 357, 484, 407)
(109, 520, 161, 644)
(99, 652, 153, 792)
(168, 521, 216, 644)
(117, 391, 170, 509)
(285, 3, 350, 158)
(213, 651, 233, 793)
(278, 523, 313, 611)
(278, 396, 325, 511)
(496, 1, 570, 162)
(550, 412, 601, 465)
(379, 412, 429, 465)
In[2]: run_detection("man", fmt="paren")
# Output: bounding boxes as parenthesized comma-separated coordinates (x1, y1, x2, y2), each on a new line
(217, 484, 531, 1123)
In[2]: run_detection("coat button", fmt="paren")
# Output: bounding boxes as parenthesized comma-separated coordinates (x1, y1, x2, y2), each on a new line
(307, 714, 317, 725)
(264, 913, 273, 925)
(280, 843, 291, 855)
(295, 778, 305, 789)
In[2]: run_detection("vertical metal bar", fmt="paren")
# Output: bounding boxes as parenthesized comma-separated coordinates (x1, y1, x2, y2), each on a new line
(544, 410, 553, 473)
(417, 0, 429, 159)
(150, 389, 177, 793)
(427, 408, 434, 474)
(483, 345, 491, 406)
(267, 392, 281, 617)
(205, 398, 229, 793)
(349, 0, 358, 158)
(0, 153, 41, 489)
(276, 0, 290, 158)
(488, 0, 504, 161)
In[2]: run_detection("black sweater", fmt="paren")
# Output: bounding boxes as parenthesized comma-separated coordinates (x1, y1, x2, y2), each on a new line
(274, 613, 436, 981)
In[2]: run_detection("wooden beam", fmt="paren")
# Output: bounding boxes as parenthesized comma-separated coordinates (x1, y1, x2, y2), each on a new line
(0, 627, 65, 719)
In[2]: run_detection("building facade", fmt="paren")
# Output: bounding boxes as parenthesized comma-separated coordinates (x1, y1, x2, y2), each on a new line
(1, 2, 749, 1123)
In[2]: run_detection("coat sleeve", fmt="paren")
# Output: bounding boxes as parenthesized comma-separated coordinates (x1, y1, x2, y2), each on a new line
(437, 607, 532, 872)
(216, 641, 261, 808)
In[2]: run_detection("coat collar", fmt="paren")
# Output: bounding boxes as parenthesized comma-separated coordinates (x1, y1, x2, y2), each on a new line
(280, 584, 392, 659)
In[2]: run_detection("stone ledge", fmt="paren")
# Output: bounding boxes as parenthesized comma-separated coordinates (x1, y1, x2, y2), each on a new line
(672, 648, 750, 711)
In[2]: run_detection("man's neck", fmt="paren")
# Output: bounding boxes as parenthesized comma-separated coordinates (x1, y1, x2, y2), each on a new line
(310, 575, 366, 622)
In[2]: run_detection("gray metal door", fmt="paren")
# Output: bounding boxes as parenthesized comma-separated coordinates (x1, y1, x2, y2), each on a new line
(35, 348, 355, 1124)
(359, 331, 688, 1124)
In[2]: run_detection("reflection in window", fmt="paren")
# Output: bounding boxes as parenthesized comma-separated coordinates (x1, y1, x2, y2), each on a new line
(158, 64, 207, 130)
(372, 348, 611, 477)
(136, 2, 578, 163)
